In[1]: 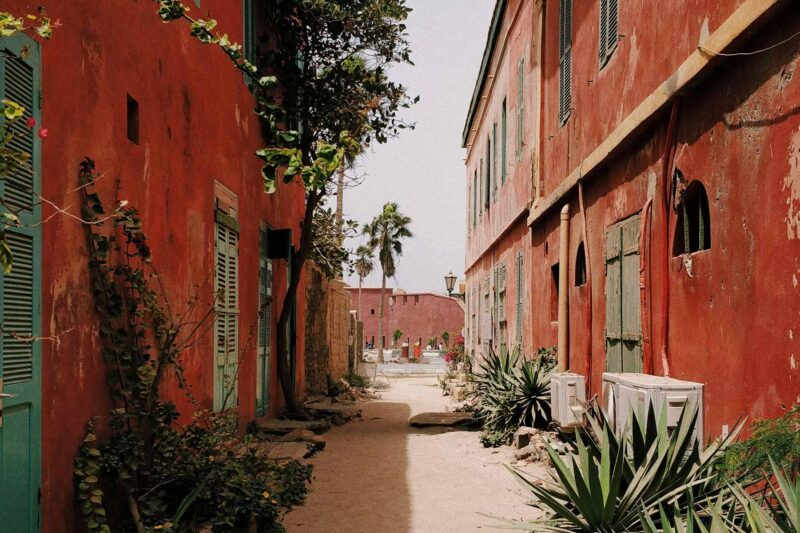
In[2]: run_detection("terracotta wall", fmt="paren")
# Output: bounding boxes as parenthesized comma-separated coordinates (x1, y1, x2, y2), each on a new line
(305, 267, 354, 393)
(348, 288, 464, 349)
(2, 1, 308, 529)
(531, 0, 800, 437)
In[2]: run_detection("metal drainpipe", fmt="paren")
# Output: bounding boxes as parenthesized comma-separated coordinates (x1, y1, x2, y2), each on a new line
(639, 198, 654, 374)
(557, 204, 570, 373)
(660, 100, 680, 377)
(578, 181, 592, 395)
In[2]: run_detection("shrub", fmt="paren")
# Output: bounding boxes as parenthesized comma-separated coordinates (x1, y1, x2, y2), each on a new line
(471, 345, 555, 447)
(508, 401, 743, 531)
(343, 372, 371, 389)
(719, 404, 800, 480)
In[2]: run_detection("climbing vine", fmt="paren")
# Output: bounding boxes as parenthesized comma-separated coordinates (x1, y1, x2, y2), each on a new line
(74, 158, 310, 532)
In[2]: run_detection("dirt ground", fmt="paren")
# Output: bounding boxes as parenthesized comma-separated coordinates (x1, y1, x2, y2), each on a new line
(283, 375, 547, 533)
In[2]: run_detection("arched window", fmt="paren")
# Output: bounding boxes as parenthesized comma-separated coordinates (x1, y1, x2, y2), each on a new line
(575, 242, 587, 286)
(673, 180, 711, 255)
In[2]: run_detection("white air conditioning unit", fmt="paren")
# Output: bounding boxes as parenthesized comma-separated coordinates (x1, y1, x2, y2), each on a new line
(551, 373, 586, 427)
(602, 373, 704, 447)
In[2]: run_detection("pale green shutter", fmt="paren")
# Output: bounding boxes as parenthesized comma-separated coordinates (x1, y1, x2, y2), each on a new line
(492, 123, 498, 200)
(517, 59, 524, 159)
(473, 171, 477, 226)
(501, 99, 507, 184)
(256, 229, 272, 416)
(485, 138, 491, 208)
(516, 252, 523, 348)
(214, 220, 239, 411)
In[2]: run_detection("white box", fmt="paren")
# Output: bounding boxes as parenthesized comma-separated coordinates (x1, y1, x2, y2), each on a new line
(551, 373, 586, 427)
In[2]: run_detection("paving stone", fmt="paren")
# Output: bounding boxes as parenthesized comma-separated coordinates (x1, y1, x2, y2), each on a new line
(257, 417, 331, 435)
(408, 412, 477, 428)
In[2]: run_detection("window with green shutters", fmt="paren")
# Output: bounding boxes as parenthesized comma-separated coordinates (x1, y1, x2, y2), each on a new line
(0, 32, 42, 532)
(256, 228, 272, 417)
(559, 0, 573, 126)
(473, 170, 477, 226)
(484, 136, 491, 209)
(492, 122, 498, 200)
(479, 160, 484, 214)
(516, 59, 524, 160)
(501, 99, 507, 184)
(599, 0, 619, 68)
(214, 217, 239, 411)
(516, 251, 523, 348)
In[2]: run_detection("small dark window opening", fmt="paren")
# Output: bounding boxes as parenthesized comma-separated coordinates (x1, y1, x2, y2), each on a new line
(126, 94, 140, 144)
(550, 263, 560, 322)
(575, 242, 587, 286)
(673, 180, 711, 256)
(370, 309, 375, 315)
(414, 295, 420, 305)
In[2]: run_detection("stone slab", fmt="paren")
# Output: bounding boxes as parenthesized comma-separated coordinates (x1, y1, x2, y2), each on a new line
(257, 418, 331, 435)
(409, 412, 477, 428)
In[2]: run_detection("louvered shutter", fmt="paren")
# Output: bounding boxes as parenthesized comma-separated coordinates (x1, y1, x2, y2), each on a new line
(2, 232, 34, 383)
(214, 220, 239, 410)
(3, 54, 35, 211)
(559, 0, 572, 125)
(516, 252, 523, 348)
(485, 138, 491, 208)
(517, 59, 524, 159)
(501, 100, 507, 184)
(599, 0, 608, 61)
(608, 0, 619, 56)
(492, 123, 498, 200)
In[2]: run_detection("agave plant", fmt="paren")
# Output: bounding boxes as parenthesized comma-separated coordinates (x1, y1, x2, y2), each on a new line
(508, 400, 744, 531)
(471, 345, 555, 446)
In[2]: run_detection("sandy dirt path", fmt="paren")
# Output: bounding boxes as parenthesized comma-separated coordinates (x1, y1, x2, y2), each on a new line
(283, 375, 546, 533)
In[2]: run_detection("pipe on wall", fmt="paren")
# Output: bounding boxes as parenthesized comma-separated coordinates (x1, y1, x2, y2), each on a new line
(639, 198, 654, 374)
(578, 181, 592, 395)
(660, 100, 681, 377)
(557, 204, 570, 372)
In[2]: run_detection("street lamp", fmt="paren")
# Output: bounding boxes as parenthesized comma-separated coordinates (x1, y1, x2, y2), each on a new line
(444, 271, 457, 297)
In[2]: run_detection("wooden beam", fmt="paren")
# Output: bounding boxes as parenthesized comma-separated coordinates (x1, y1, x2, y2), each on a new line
(527, 0, 783, 227)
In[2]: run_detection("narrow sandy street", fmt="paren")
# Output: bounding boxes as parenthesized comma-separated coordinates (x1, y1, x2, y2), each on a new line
(284, 375, 546, 533)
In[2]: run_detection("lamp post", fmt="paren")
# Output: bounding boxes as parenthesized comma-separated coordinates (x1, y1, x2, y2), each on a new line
(444, 271, 457, 297)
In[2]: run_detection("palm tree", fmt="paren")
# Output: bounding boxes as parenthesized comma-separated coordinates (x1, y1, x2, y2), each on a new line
(363, 202, 413, 363)
(354, 245, 374, 322)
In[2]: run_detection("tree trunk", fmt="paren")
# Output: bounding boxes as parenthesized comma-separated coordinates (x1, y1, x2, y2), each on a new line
(335, 169, 345, 250)
(275, 190, 322, 417)
(377, 273, 386, 363)
(358, 277, 363, 322)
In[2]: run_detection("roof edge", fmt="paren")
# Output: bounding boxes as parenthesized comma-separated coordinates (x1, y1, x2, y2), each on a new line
(461, 0, 508, 148)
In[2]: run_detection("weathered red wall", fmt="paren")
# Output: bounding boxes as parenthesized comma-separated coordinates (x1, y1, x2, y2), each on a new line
(3, 1, 308, 529)
(532, 0, 800, 438)
(463, 0, 538, 360)
(348, 288, 464, 349)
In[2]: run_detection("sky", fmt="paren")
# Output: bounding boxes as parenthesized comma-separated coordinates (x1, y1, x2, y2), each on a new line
(342, 0, 495, 294)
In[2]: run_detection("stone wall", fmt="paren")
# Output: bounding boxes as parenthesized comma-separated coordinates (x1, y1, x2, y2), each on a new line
(305, 265, 356, 393)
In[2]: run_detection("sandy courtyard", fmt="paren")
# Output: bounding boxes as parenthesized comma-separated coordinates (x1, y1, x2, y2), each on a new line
(283, 375, 547, 533)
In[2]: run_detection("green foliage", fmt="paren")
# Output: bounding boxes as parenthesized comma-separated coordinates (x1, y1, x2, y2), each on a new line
(309, 199, 358, 279)
(343, 373, 371, 389)
(509, 401, 743, 532)
(441, 331, 450, 347)
(719, 404, 800, 480)
(392, 329, 403, 346)
(363, 202, 413, 279)
(471, 345, 555, 446)
(74, 159, 310, 532)
(354, 245, 374, 283)
(427, 337, 438, 348)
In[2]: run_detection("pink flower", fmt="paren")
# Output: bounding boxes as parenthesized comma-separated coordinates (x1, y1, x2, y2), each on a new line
(25, 117, 36, 129)
(37, 128, 48, 139)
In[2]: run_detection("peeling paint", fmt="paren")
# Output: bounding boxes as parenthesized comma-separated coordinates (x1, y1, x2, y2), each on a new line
(792, 354, 797, 370)
(782, 128, 800, 239)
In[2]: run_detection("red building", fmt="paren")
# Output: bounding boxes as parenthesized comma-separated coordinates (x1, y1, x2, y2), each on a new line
(348, 288, 464, 349)
(466, 0, 800, 439)
(0, 2, 308, 530)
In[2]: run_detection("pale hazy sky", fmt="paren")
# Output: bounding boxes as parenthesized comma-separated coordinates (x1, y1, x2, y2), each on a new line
(343, 0, 495, 293)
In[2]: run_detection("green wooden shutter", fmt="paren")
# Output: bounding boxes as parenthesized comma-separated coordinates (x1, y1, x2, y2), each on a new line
(0, 33, 42, 532)
(516, 252, 523, 348)
(485, 137, 491, 208)
(559, 0, 572, 125)
(214, 220, 239, 411)
(517, 59, 524, 159)
(473, 171, 477, 226)
(604, 215, 642, 373)
(479, 160, 484, 213)
(243, 0, 256, 67)
(599, 0, 618, 67)
(256, 229, 272, 416)
(599, 0, 608, 61)
(492, 122, 498, 200)
(501, 99, 507, 184)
